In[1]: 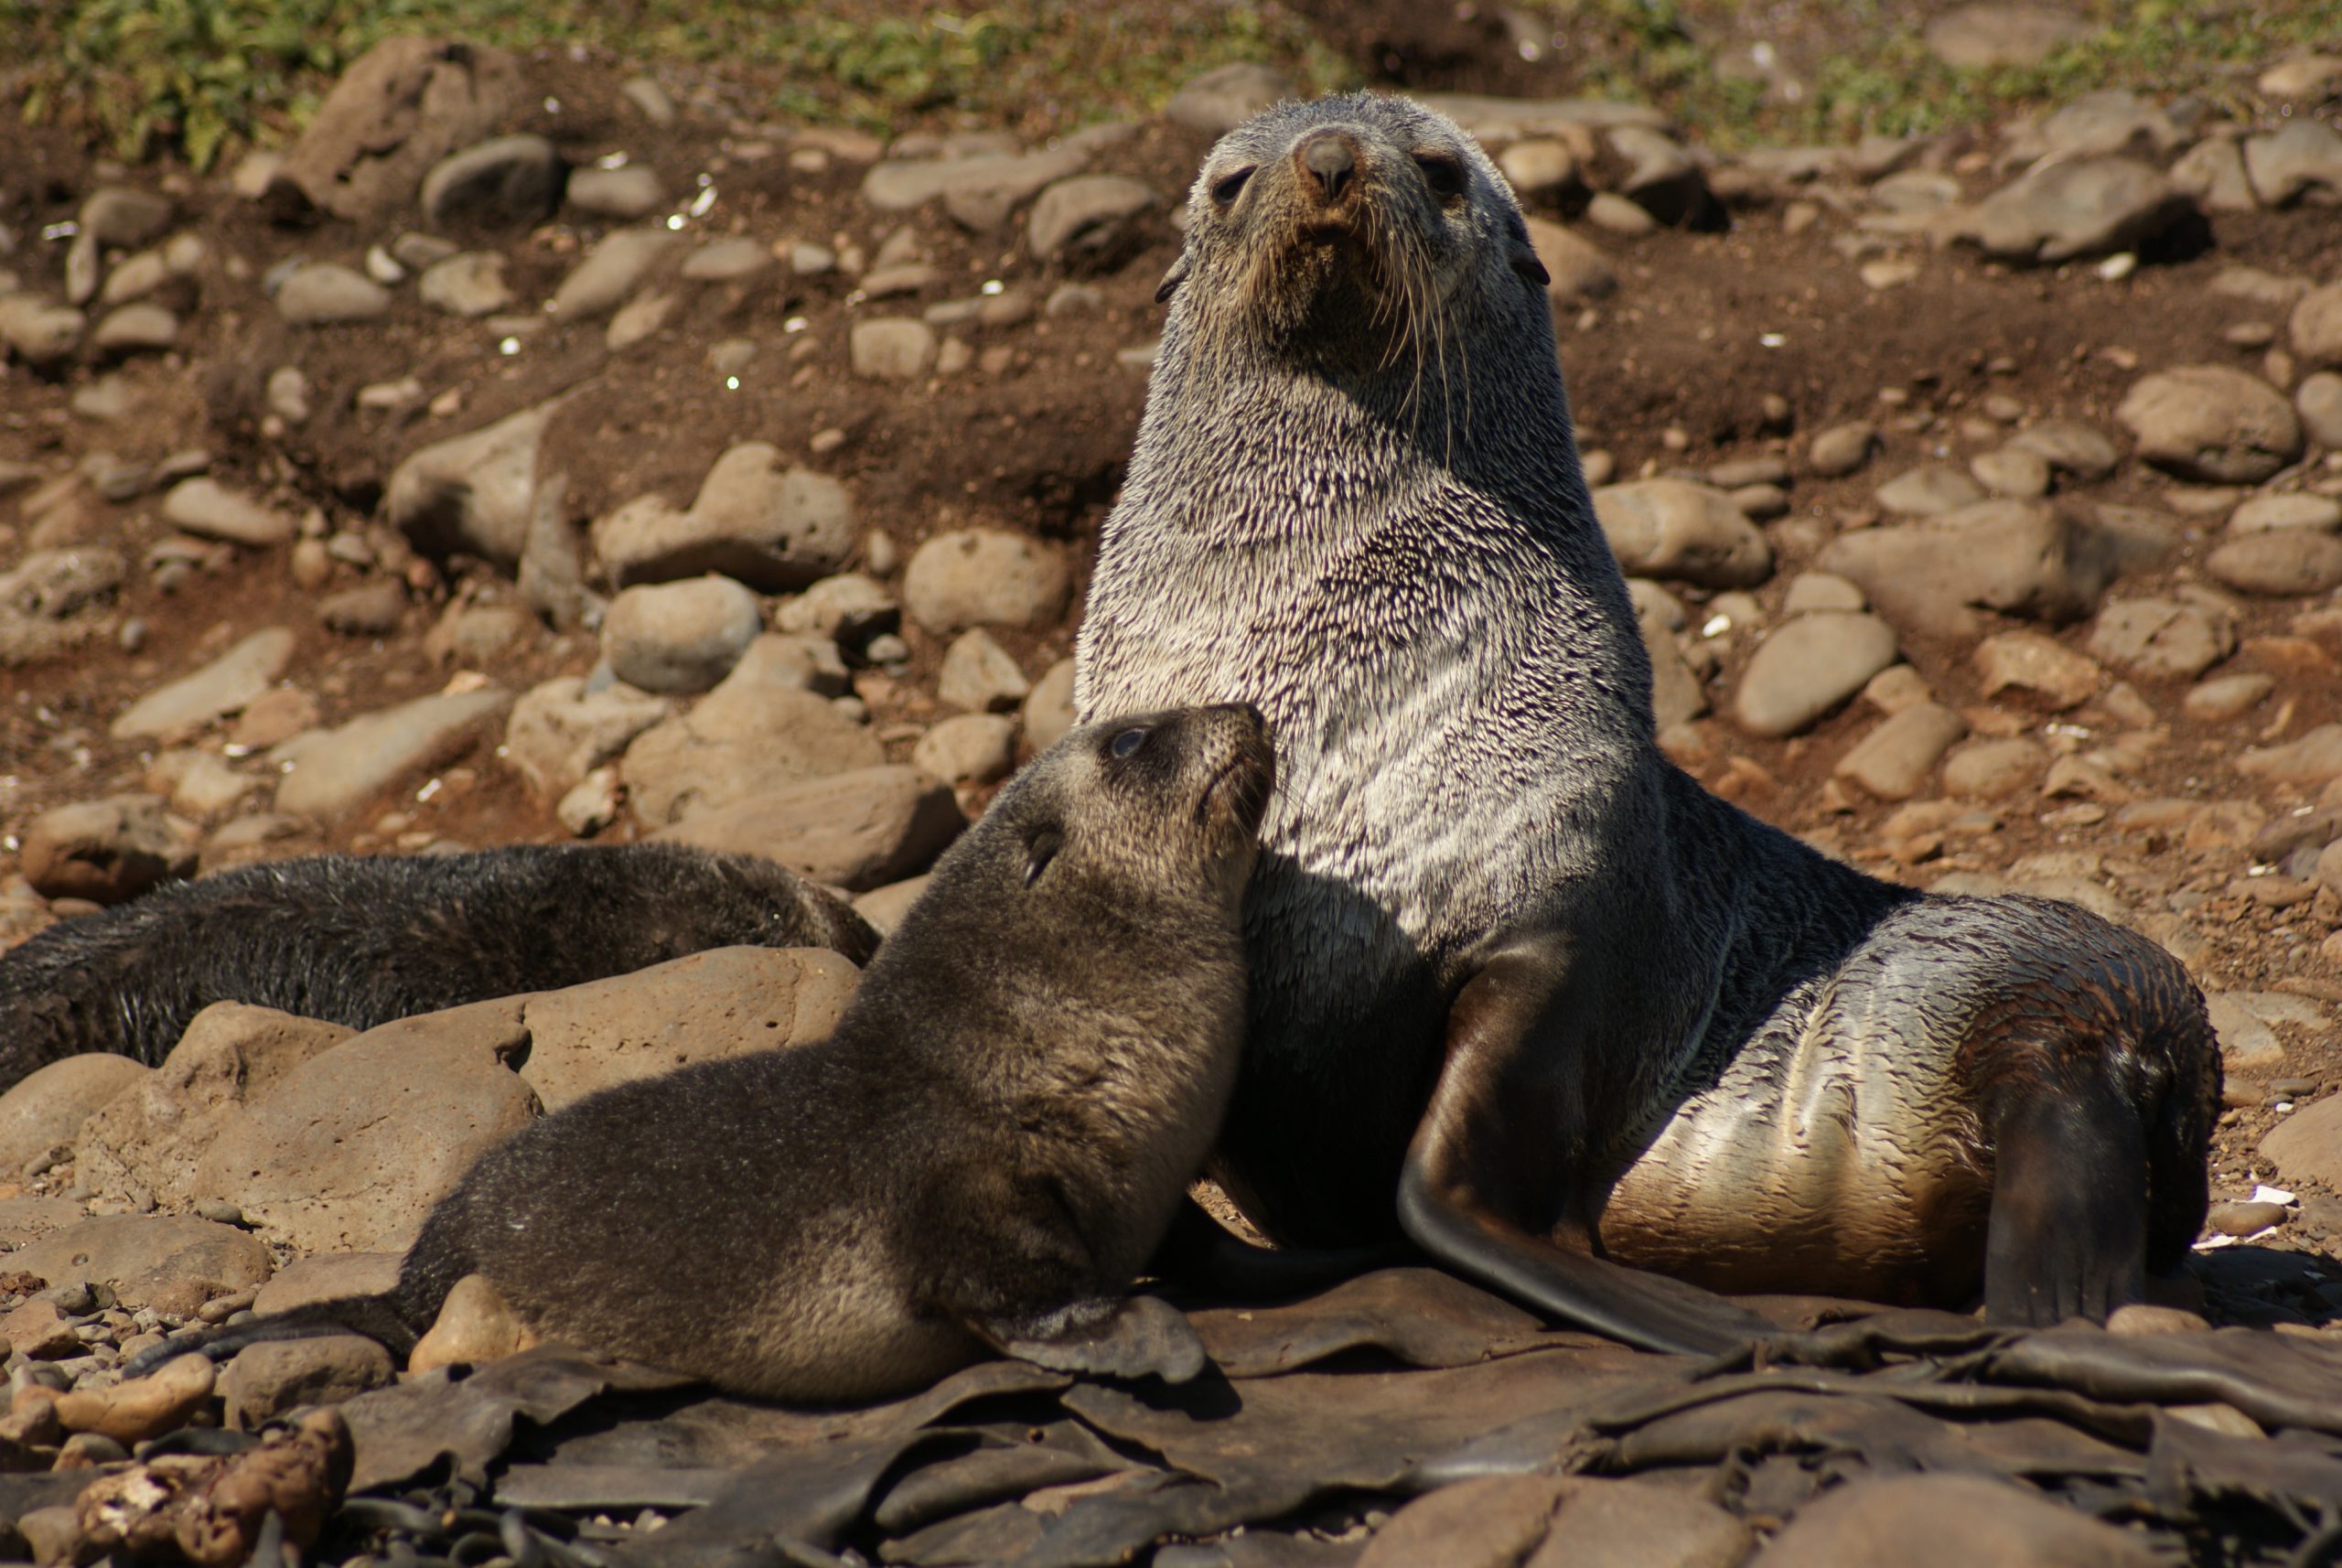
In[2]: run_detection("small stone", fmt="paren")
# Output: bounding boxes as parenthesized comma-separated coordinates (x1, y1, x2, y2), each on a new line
(2207, 1199, 2286, 1238)
(567, 164, 666, 220)
(1971, 446, 2053, 499)
(1781, 572, 1866, 615)
(160, 478, 295, 546)
(2089, 598, 2236, 682)
(912, 714, 1018, 786)
(0, 297, 85, 365)
(417, 251, 512, 317)
(275, 263, 392, 325)
(2117, 365, 2304, 485)
(548, 230, 677, 323)
(594, 444, 857, 592)
(2297, 372, 2342, 448)
(90, 303, 177, 354)
(2245, 118, 2342, 208)
(2, 1299, 83, 1359)
(219, 1335, 394, 1428)
(1876, 465, 1987, 516)
(1022, 659, 1077, 751)
(2183, 672, 2272, 721)
(1165, 62, 1292, 135)
(1520, 219, 1617, 302)
(601, 575, 763, 694)
(556, 767, 621, 837)
(411, 1273, 534, 1373)
(274, 687, 510, 821)
(2232, 493, 2342, 534)
(1498, 140, 1579, 199)
(1592, 480, 1772, 588)
(1026, 175, 1154, 262)
(420, 134, 564, 228)
(1808, 423, 1880, 477)
(1972, 630, 2100, 709)
(2204, 532, 2342, 596)
(851, 318, 939, 381)
(1923, 3, 2087, 68)
(653, 765, 962, 890)
(1733, 613, 1898, 738)
(682, 239, 770, 282)
(903, 529, 1070, 634)
(2008, 419, 2121, 480)
(20, 794, 199, 904)
(938, 628, 1030, 712)
(1942, 737, 2049, 800)
(503, 676, 672, 800)
(54, 1353, 215, 1444)
(113, 627, 296, 739)
(313, 581, 403, 640)
(1585, 191, 1658, 234)
(1834, 703, 1968, 800)
(606, 286, 678, 351)
(1950, 156, 2192, 263)
(2238, 723, 2342, 784)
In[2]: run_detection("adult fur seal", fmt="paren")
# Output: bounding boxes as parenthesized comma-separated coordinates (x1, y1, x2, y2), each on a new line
(132, 705, 1273, 1401)
(0, 843, 878, 1080)
(1076, 92, 2218, 1351)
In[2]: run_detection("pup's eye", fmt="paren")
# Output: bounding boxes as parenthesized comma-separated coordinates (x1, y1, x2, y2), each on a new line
(1110, 727, 1149, 758)
(1413, 154, 1466, 200)
(1025, 829, 1063, 886)
(1211, 166, 1254, 205)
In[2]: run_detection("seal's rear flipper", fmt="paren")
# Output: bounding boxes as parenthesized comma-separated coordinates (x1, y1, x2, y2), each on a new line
(1984, 1079, 2149, 1326)
(121, 1294, 422, 1382)
(1395, 941, 1773, 1359)
(976, 1294, 1209, 1384)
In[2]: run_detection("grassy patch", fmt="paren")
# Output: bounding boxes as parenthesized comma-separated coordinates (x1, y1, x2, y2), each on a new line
(2, 0, 1346, 169)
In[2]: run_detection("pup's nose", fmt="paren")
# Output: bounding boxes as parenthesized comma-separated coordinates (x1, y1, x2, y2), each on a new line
(1297, 134, 1357, 202)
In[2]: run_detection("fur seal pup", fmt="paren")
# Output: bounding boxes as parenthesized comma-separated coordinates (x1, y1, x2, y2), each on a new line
(130, 705, 1273, 1401)
(0, 843, 878, 1080)
(1076, 92, 2218, 1351)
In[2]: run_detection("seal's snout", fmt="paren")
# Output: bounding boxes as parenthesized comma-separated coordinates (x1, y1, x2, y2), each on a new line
(1295, 132, 1359, 206)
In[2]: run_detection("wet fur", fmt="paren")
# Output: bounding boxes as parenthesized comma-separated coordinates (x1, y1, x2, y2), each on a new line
(1077, 93, 2217, 1324)
(133, 709, 1271, 1402)
(0, 843, 878, 1081)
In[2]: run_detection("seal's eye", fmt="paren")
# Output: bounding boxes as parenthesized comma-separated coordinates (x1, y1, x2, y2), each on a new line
(1210, 166, 1254, 206)
(1413, 153, 1466, 201)
(1025, 829, 1063, 886)
(1110, 727, 1149, 759)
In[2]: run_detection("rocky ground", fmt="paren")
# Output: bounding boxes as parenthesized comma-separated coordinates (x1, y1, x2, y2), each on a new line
(4, 5, 2342, 1563)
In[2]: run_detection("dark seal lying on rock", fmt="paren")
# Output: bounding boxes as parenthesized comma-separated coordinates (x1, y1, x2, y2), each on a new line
(0, 843, 879, 1081)
(1074, 92, 2220, 1351)
(134, 705, 1273, 1400)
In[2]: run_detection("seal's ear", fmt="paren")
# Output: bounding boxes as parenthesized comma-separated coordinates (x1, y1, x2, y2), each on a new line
(1507, 217, 1550, 289)
(1025, 828, 1064, 886)
(1155, 254, 1191, 305)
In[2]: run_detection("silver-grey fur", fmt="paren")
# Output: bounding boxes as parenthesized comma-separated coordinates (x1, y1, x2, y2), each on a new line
(1077, 92, 2214, 1341)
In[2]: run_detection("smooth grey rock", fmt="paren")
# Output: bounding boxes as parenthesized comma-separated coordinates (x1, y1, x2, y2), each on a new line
(653, 764, 963, 890)
(593, 443, 855, 591)
(859, 145, 1088, 220)
(0, 297, 86, 365)
(2088, 597, 2236, 681)
(1950, 156, 2192, 263)
(274, 687, 511, 821)
(80, 187, 174, 250)
(937, 628, 1029, 712)
(1818, 501, 2118, 639)
(420, 134, 564, 228)
(1833, 702, 1967, 800)
(1875, 465, 1987, 516)
(11, 1215, 270, 1316)
(621, 644, 884, 826)
(385, 393, 570, 568)
(1732, 612, 1899, 737)
(773, 573, 897, 646)
(2205, 532, 2342, 596)
(903, 528, 1071, 634)
(1520, 218, 1617, 301)
(90, 303, 177, 353)
(220, 1336, 395, 1428)
(548, 230, 677, 322)
(318, 579, 410, 637)
(566, 164, 665, 220)
(1607, 125, 1712, 225)
(601, 575, 763, 694)
(850, 317, 939, 381)
(1022, 658, 1078, 751)
(2239, 724, 2342, 784)
(2232, 493, 2342, 533)
(1808, 422, 1880, 477)
(1942, 736, 2050, 800)
(275, 263, 392, 325)
(113, 627, 295, 740)
(2298, 371, 2342, 448)
(1027, 175, 1155, 262)
(1166, 62, 1293, 134)
(912, 713, 1018, 786)
(20, 793, 199, 904)
(2117, 365, 2303, 485)
(417, 251, 513, 317)
(2290, 283, 2342, 371)
(2245, 118, 2342, 208)
(501, 676, 671, 800)
(1592, 479, 1772, 588)
(1414, 93, 1669, 141)
(1970, 446, 2053, 499)
(2170, 137, 2258, 213)
(160, 478, 295, 547)
(682, 239, 770, 282)
(2008, 418, 2120, 480)
(274, 38, 520, 222)
(2031, 90, 2185, 159)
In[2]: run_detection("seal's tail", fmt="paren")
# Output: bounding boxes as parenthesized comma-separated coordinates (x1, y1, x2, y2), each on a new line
(122, 1291, 433, 1382)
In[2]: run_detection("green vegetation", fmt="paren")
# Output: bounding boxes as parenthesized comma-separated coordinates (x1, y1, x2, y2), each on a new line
(1521, 0, 2342, 148)
(1, 0, 1344, 169)
(4, 0, 2334, 171)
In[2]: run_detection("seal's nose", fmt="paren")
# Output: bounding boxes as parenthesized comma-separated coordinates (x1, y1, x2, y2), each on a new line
(1297, 134, 1357, 202)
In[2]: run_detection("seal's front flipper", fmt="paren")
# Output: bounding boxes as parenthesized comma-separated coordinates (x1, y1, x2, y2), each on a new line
(1147, 1197, 1411, 1301)
(1397, 942, 1772, 1359)
(976, 1294, 1209, 1384)
(1985, 1077, 2148, 1326)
